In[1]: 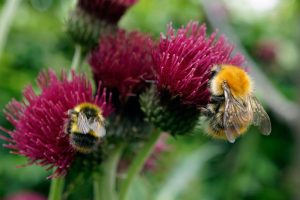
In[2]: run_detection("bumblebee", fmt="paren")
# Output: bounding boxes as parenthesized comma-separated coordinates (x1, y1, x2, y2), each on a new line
(201, 65, 271, 143)
(66, 103, 106, 153)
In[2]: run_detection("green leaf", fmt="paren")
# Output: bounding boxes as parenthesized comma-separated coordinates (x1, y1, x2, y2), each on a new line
(155, 144, 221, 200)
(127, 176, 150, 200)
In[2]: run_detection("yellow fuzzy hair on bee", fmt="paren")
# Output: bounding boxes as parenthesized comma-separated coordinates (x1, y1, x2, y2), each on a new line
(201, 64, 271, 143)
(66, 102, 106, 153)
(73, 102, 103, 116)
(206, 124, 249, 139)
(210, 65, 252, 98)
(70, 103, 104, 137)
(204, 104, 250, 139)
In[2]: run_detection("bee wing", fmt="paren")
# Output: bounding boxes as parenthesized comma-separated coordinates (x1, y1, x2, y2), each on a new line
(77, 112, 90, 134)
(223, 82, 250, 143)
(90, 120, 106, 138)
(249, 95, 271, 135)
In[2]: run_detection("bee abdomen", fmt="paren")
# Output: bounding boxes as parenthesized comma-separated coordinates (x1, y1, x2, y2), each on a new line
(70, 133, 99, 153)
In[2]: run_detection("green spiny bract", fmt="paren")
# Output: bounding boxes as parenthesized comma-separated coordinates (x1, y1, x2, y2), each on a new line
(140, 86, 200, 136)
(66, 8, 116, 50)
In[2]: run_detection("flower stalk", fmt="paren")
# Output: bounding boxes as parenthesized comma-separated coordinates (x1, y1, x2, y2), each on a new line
(104, 144, 125, 200)
(93, 172, 102, 200)
(93, 144, 125, 200)
(119, 128, 161, 200)
(71, 45, 83, 72)
(48, 176, 65, 200)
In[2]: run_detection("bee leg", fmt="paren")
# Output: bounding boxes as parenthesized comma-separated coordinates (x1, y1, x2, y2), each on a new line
(200, 107, 215, 117)
(67, 109, 76, 116)
(210, 95, 225, 104)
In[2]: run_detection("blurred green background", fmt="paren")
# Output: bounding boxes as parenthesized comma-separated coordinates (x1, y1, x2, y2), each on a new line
(0, 0, 299, 199)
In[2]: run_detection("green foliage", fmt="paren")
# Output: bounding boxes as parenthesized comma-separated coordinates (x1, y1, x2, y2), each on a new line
(120, 0, 203, 37)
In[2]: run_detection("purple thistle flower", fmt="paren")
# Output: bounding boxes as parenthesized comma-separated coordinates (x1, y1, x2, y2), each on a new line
(78, 0, 138, 24)
(0, 70, 113, 177)
(89, 29, 155, 102)
(153, 21, 245, 106)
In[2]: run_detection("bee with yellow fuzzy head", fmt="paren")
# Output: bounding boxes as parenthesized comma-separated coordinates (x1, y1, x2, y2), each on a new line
(201, 64, 271, 143)
(66, 103, 106, 153)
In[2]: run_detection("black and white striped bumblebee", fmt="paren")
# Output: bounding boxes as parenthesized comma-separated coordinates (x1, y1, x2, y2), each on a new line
(66, 103, 106, 153)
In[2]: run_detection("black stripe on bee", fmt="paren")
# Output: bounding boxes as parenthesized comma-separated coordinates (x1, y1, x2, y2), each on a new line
(70, 133, 99, 153)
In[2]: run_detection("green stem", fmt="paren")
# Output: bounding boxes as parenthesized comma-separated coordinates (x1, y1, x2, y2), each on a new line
(119, 129, 161, 200)
(105, 144, 125, 200)
(0, 0, 21, 57)
(71, 45, 82, 71)
(48, 176, 65, 200)
(93, 144, 125, 200)
(93, 172, 102, 200)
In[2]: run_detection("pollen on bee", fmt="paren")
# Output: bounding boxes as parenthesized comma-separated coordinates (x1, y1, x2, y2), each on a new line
(210, 65, 253, 98)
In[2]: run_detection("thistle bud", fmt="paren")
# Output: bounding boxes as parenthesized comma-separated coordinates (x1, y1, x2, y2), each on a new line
(140, 86, 199, 136)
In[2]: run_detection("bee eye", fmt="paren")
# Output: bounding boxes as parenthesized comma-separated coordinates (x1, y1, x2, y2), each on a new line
(210, 70, 217, 79)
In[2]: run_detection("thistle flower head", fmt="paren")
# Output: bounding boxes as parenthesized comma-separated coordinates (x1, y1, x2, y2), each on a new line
(89, 29, 155, 103)
(0, 70, 113, 176)
(78, 0, 137, 24)
(153, 21, 245, 106)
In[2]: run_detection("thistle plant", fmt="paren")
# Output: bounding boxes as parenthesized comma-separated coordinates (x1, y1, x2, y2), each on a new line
(0, 70, 113, 176)
(0, 1, 261, 200)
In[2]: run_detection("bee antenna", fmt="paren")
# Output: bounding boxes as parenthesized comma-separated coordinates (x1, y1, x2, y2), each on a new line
(222, 81, 228, 88)
(144, 80, 156, 84)
(139, 73, 157, 84)
(67, 109, 75, 116)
